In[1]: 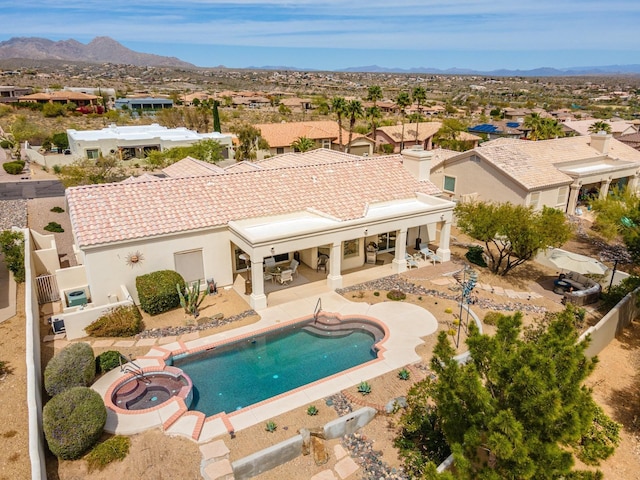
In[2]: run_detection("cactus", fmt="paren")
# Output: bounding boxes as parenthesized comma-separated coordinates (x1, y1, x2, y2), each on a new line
(177, 280, 207, 317)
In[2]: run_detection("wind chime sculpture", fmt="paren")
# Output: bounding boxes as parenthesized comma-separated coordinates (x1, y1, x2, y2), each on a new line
(454, 266, 478, 348)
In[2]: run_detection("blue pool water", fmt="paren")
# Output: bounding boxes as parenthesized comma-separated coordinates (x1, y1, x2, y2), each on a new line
(174, 326, 377, 416)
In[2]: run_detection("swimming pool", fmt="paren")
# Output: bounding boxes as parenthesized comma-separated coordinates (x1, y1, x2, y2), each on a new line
(172, 314, 385, 416)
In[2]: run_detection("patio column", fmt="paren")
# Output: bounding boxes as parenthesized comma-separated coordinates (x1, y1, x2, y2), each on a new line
(392, 228, 408, 273)
(567, 183, 581, 214)
(599, 177, 612, 199)
(249, 259, 267, 310)
(629, 172, 640, 194)
(327, 242, 343, 290)
(436, 221, 452, 262)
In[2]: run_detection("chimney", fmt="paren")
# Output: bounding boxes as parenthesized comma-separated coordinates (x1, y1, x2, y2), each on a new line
(590, 132, 612, 154)
(401, 146, 433, 181)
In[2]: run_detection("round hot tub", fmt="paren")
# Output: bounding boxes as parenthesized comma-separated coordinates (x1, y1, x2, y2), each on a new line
(111, 369, 192, 411)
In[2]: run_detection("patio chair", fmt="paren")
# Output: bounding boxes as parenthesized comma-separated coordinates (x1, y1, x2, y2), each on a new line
(289, 259, 299, 277)
(406, 253, 419, 269)
(278, 269, 293, 285)
(317, 254, 329, 272)
(265, 257, 276, 270)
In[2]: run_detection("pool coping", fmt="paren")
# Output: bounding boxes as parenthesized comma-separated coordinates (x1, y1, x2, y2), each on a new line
(92, 291, 439, 443)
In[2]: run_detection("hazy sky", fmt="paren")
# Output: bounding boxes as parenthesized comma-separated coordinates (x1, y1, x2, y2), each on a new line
(2, 0, 639, 71)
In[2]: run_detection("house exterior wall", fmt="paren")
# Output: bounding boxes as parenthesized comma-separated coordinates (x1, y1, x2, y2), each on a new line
(81, 228, 232, 305)
(431, 155, 528, 205)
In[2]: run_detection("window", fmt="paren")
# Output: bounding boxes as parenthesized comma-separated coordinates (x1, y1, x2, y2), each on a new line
(174, 250, 204, 284)
(443, 176, 456, 193)
(86, 149, 99, 160)
(322, 139, 331, 149)
(276, 147, 284, 155)
(557, 186, 568, 206)
(530, 191, 540, 209)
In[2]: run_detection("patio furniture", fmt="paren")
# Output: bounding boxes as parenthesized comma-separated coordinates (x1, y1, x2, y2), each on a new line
(264, 271, 274, 283)
(265, 257, 276, 270)
(406, 253, 419, 269)
(289, 259, 299, 277)
(278, 269, 293, 285)
(418, 242, 433, 261)
(317, 254, 329, 272)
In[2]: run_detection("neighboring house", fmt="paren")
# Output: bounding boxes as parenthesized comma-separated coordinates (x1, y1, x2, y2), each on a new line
(19, 91, 98, 108)
(63, 148, 455, 317)
(430, 134, 640, 214)
(114, 97, 173, 111)
(64, 87, 116, 109)
(375, 122, 481, 153)
(66, 124, 234, 160)
(468, 121, 527, 140)
(279, 97, 313, 112)
(255, 120, 375, 158)
(618, 132, 640, 152)
(562, 119, 638, 138)
(0, 85, 32, 103)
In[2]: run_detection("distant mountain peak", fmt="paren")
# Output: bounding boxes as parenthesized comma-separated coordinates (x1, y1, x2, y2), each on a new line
(0, 36, 195, 68)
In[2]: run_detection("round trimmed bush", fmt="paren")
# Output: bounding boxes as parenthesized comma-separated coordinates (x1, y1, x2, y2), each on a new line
(44, 342, 95, 396)
(386, 289, 406, 301)
(136, 270, 185, 315)
(3, 161, 25, 175)
(95, 350, 122, 374)
(43, 387, 107, 460)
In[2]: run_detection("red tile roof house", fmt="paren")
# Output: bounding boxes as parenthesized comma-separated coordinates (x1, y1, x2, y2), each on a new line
(59, 148, 454, 337)
(255, 120, 375, 158)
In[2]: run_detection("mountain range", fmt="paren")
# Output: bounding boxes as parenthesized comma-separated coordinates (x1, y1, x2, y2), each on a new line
(0, 37, 195, 68)
(1, 36, 640, 77)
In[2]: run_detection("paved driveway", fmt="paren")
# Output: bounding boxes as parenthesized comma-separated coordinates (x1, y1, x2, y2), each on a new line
(0, 180, 65, 200)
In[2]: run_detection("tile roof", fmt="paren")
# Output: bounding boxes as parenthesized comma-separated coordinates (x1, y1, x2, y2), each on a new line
(67, 150, 441, 247)
(472, 136, 640, 190)
(376, 122, 442, 142)
(162, 157, 225, 178)
(255, 121, 354, 148)
(120, 173, 162, 184)
(562, 119, 637, 136)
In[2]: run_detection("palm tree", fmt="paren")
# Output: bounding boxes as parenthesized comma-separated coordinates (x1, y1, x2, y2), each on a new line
(291, 136, 316, 152)
(396, 91, 411, 151)
(524, 114, 564, 140)
(412, 86, 427, 144)
(345, 100, 364, 154)
(331, 96, 347, 152)
(366, 106, 381, 146)
(367, 85, 383, 141)
(588, 121, 612, 135)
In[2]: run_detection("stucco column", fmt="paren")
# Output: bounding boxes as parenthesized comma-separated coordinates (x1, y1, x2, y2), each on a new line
(436, 221, 452, 262)
(599, 178, 612, 199)
(327, 242, 343, 290)
(567, 183, 581, 214)
(629, 173, 640, 194)
(249, 259, 267, 310)
(392, 228, 408, 273)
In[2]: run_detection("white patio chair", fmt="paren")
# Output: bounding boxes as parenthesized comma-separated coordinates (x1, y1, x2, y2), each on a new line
(419, 243, 433, 261)
(278, 269, 293, 285)
(289, 259, 299, 277)
(406, 253, 419, 269)
(265, 257, 276, 269)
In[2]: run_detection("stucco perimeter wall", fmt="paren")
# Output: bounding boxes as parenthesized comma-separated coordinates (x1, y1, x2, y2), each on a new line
(579, 287, 640, 358)
(24, 229, 48, 479)
(231, 407, 376, 480)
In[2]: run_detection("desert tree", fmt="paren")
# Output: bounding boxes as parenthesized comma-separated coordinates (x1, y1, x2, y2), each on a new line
(395, 307, 620, 479)
(412, 86, 427, 143)
(232, 124, 269, 161)
(455, 202, 572, 276)
(366, 85, 383, 141)
(396, 91, 412, 151)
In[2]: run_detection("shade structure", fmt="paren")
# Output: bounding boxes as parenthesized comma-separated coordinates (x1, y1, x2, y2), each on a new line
(548, 250, 608, 275)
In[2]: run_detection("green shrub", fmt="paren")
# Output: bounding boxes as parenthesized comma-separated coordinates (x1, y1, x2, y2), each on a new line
(576, 405, 621, 465)
(50, 206, 65, 213)
(3, 161, 25, 175)
(307, 405, 319, 416)
(85, 435, 130, 472)
(484, 311, 503, 326)
(44, 221, 64, 233)
(136, 270, 185, 315)
(0, 139, 13, 148)
(87, 305, 144, 337)
(466, 245, 487, 267)
(0, 230, 25, 283)
(358, 381, 372, 395)
(95, 350, 122, 374)
(52, 164, 62, 174)
(43, 387, 107, 460)
(386, 290, 406, 301)
(44, 342, 95, 396)
(265, 421, 277, 432)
